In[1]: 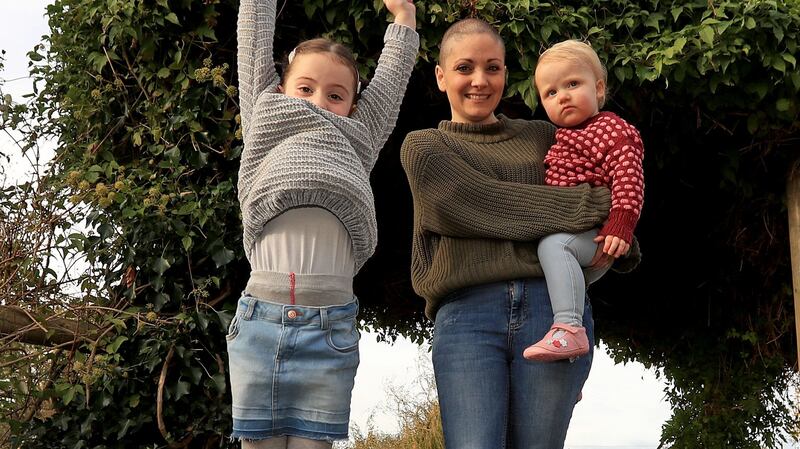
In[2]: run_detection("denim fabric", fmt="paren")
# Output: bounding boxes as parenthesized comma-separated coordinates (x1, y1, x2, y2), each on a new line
(432, 278, 594, 449)
(226, 295, 360, 442)
(538, 229, 609, 326)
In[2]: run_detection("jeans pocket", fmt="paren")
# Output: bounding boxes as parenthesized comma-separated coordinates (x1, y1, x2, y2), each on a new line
(326, 319, 360, 353)
(225, 314, 241, 341)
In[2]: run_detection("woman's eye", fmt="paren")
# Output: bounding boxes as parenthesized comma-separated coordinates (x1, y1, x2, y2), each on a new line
(487, 65, 500, 72)
(456, 65, 471, 73)
(298, 86, 312, 94)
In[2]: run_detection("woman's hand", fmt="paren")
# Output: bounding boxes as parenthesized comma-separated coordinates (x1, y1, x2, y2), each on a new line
(384, 0, 416, 29)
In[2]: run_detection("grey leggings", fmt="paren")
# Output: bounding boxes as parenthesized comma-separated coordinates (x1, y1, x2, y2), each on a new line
(242, 436, 332, 449)
(537, 229, 609, 327)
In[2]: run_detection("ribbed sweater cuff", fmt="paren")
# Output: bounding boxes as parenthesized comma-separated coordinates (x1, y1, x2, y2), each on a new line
(599, 209, 639, 243)
(385, 23, 420, 48)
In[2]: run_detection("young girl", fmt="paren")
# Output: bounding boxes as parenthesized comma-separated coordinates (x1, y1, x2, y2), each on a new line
(227, 0, 418, 447)
(523, 40, 644, 362)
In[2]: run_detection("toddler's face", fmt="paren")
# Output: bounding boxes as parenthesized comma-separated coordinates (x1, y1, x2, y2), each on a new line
(280, 53, 356, 117)
(535, 59, 604, 128)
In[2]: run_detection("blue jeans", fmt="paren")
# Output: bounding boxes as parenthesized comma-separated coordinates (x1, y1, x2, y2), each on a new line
(432, 278, 594, 449)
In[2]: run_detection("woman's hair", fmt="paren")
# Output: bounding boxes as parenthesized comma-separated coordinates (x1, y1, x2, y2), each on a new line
(439, 18, 505, 64)
(282, 38, 360, 96)
(536, 39, 607, 107)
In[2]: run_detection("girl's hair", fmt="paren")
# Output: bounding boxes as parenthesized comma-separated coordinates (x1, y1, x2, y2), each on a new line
(536, 39, 608, 107)
(282, 38, 360, 96)
(439, 18, 505, 64)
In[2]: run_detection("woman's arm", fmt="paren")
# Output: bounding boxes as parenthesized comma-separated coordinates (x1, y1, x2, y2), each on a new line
(351, 0, 419, 170)
(401, 131, 611, 240)
(237, 0, 281, 138)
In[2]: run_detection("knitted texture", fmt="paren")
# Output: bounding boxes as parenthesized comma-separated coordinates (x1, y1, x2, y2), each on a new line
(400, 116, 615, 319)
(236, 0, 419, 271)
(545, 111, 645, 243)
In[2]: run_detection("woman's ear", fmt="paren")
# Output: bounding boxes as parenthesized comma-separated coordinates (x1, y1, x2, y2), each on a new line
(435, 65, 446, 92)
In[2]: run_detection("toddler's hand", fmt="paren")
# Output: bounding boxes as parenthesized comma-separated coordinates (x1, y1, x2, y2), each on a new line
(596, 234, 630, 258)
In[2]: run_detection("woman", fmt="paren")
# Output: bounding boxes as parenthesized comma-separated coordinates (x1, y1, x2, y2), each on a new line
(400, 18, 638, 449)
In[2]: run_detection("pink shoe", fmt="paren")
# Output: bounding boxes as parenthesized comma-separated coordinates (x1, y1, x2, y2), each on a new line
(523, 323, 589, 362)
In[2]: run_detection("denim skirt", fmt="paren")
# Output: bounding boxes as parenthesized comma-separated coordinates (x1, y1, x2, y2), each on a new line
(226, 295, 360, 441)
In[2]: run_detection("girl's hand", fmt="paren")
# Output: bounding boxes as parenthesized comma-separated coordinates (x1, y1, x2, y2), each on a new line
(384, 0, 416, 29)
(594, 234, 630, 259)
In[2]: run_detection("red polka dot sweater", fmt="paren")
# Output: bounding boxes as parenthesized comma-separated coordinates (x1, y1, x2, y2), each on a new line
(544, 111, 644, 243)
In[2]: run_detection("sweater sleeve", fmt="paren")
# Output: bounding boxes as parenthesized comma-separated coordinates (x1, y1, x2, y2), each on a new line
(400, 131, 611, 240)
(237, 0, 281, 138)
(598, 119, 645, 242)
(351, 23, 419, 171)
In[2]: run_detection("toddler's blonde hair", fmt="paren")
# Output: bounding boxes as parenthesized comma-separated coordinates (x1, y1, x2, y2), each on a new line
(536, 39, 607, 107)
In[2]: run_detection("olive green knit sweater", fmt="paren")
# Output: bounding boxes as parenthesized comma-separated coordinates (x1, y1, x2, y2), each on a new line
(400, 116, 617, 319)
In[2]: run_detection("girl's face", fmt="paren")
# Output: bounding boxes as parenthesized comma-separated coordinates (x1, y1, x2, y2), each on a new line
(534, 58, 604, 128)
(280, 53, 356, 117)
(435, 33, 505, 125)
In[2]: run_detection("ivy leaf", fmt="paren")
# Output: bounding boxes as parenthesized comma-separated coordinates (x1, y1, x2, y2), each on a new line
(699, 26, 715, 46)
(154, 257, 171, 275)
(107, 335, 129, 353)
(165, 13, 180, 25)
(211, 373, 227, 394)
(212, 247, 235, 267)
(174, 380, 190, 400)
(776, 99, 791, 112)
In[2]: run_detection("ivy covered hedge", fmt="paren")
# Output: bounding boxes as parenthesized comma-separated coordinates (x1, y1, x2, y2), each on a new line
(1, 0, 799, 447)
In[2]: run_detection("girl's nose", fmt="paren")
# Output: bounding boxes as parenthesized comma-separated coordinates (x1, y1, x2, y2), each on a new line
(311, 94, 328, 111)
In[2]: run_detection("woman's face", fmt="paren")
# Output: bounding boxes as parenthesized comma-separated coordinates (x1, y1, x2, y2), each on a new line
(435, 33, 505, 125)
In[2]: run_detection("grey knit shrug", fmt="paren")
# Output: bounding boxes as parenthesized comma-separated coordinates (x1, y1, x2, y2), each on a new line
(236, 0, 419, 270)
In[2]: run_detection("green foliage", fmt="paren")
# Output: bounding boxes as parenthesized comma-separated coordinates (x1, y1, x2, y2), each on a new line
(1, 0, 799, 447)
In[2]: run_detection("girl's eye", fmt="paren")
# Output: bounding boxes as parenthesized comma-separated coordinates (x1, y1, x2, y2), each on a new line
(298, 86, 312, 94)
(329, 93, 344, 101)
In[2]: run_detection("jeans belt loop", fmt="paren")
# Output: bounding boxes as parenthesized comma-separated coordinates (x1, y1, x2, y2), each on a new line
(319, 308, 329, 330)
(244, 297, 256, 320)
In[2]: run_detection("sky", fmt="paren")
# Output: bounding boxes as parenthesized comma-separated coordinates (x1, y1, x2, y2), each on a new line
(0, 2, 677, 448)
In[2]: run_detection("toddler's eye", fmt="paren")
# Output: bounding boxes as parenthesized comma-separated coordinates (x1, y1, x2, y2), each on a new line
(568, 80, 579, 88)
(547, 90, 557, 97)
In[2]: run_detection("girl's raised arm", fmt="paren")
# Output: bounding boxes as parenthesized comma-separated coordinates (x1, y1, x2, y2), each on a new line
(237, 0, 281, 138)
(350, 0, 419, 169)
